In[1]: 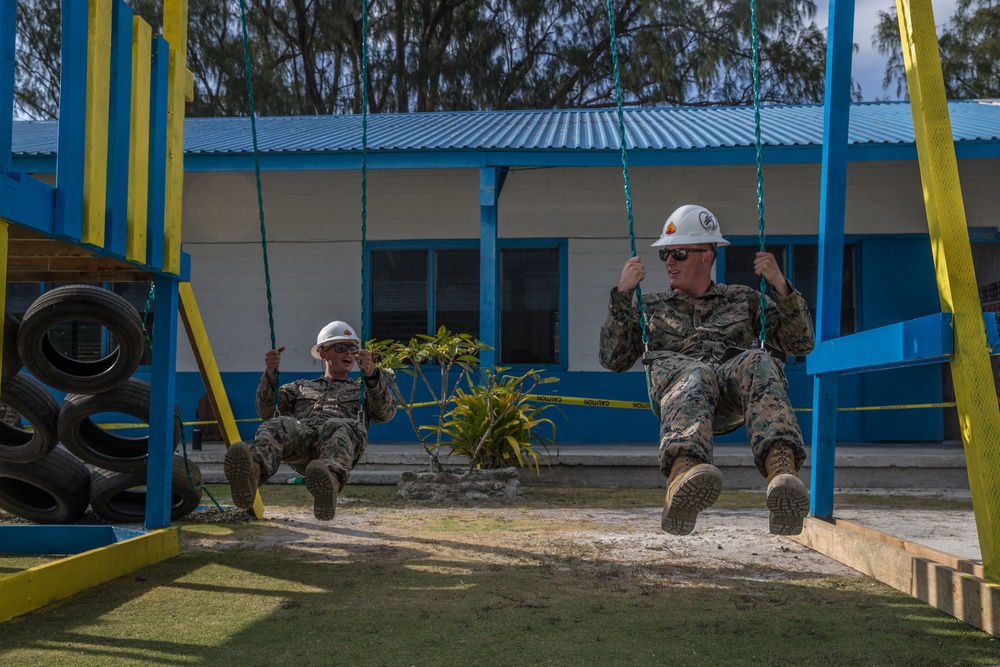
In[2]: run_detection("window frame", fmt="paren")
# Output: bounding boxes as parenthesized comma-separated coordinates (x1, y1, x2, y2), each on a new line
(367, 238, 568, 370)
(717, 235, 859, 366)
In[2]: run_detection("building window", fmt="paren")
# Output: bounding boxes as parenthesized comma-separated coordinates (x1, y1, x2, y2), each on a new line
(370, 242, 563, 366)
(501, 247, 560, 365)
(371, 249, 429, 341)
(112, 282, 154, 365)
(721, 241, 856, 360)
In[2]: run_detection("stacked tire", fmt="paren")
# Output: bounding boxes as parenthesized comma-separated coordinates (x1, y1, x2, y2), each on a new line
(0, 285, 202, 524)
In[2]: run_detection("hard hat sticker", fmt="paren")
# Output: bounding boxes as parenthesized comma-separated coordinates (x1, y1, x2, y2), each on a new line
(699, 212, 718, 231)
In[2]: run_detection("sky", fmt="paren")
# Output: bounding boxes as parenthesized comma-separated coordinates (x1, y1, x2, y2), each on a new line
(813, 0, 961, 101)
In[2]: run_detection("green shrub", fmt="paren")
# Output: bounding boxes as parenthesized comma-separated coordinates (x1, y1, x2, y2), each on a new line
(368, 328, 489, 471)
(428, 368, 559, 474)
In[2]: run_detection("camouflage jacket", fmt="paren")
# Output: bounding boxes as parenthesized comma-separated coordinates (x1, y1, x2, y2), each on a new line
(599, 282, 815, 372)
(255, 369, 397, 427)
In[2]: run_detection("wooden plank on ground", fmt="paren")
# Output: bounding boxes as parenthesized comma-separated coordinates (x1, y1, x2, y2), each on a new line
(0, 527, 179, 623)
(792, 516, 998, 637)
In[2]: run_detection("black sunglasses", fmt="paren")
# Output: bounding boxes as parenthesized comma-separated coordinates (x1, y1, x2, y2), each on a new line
(658, 248, 709, 262)
(326, 343, 359, 353)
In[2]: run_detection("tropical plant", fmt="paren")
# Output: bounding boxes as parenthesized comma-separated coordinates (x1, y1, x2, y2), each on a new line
(367, 327, 486, 471)
(429, 368, 559, 474)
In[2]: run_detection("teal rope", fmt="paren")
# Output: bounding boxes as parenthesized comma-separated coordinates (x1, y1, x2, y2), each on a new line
(177, 413, 224, 512)
(141, 286, 224, 512)
(607, 0, 658, 419)
(750, 0, 768, 348)
(606, 0, 648, 345)
(141, 283, 155, 351)
(358, 1, 370, 413)
(238, 0, 280, 407)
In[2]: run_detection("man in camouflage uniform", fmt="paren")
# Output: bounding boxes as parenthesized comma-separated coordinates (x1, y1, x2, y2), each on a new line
(225, 320, 396, 520)
(599, 204, 815, 536)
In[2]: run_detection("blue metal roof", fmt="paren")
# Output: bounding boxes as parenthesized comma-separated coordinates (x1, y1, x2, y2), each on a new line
(10, 100, 1000, 172)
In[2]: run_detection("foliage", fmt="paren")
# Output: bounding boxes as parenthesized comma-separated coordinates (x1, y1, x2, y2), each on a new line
(428, 368, 559, 474)
(367, 327, 487, 471)
(14, 0, 838, 119)
(874, 0, 1000, 99)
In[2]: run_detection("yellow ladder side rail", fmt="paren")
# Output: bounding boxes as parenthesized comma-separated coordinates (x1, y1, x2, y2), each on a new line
(896, 0, 1000, 582)
(178, 282, 264, 519)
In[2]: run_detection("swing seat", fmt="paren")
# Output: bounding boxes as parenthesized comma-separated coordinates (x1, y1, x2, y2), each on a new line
(713, 413, 745, 436)
(645, 365, 746, 435)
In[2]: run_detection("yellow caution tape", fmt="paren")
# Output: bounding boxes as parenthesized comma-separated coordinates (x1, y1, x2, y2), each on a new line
(84, 398, 964, 431)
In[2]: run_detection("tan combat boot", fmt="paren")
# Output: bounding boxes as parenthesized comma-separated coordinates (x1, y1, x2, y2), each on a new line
(224, 441, 261, 514)
(764, 443, 810, 535)
(304, 460, 340, 521)
(661, 455, 723, 536)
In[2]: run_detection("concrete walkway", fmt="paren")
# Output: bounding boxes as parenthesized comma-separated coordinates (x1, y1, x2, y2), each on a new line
(184, 439, 973, 494)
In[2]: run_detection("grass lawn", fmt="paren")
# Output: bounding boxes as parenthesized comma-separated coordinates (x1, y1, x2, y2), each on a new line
(0, 486, 994, 667)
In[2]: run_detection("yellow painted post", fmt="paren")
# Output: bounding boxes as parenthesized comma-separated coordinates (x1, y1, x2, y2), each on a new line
(83, 0, 112, 248)
(896, 0, 1000, 582)
(0, 529, 180, 623)
(161, 0, 189, 275)
(178, 282, 265, 519)
(126, 17, 152, 263)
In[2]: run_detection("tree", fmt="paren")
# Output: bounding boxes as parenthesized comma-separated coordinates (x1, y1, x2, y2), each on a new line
(13, 0, 61, 120)
(874, 0, 1000, 99)
(14, 0, 835, 119)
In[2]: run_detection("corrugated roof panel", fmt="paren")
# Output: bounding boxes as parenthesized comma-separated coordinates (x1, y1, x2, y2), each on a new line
(10, 101, 1000, 158)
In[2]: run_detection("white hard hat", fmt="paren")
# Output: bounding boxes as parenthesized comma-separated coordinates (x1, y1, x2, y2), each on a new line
(311, 320, 361, 359)
(650, 204, 730, 248)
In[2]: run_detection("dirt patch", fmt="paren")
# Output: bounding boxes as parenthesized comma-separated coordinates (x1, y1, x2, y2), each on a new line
(181, 503, 982, 578)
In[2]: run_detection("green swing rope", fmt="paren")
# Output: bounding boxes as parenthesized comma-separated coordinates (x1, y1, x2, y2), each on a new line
(605, 0, 657, 419)
(358, 0, 370, 413)
(605, 0, 769, 420)
(750, 0, 768, 349)
(238, 0, 280, 411)
(142, 287, 225, 512)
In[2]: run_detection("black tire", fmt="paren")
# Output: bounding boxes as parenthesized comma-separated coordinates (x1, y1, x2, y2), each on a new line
(0, 447, 91, 524)
(17, 284, 145, 394)
(89, 455, 203, 523)
(3, 312, 22, 383)
(58, 378, 181, 473)
(0, 372, 61, 464)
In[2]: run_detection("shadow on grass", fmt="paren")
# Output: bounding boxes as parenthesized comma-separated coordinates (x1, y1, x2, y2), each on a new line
(1, 509, 997, 667)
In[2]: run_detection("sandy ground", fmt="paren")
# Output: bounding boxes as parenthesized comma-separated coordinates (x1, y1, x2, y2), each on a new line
(182, 503, 983, 579)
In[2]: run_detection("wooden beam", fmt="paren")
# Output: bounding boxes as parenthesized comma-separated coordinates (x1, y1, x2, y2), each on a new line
(178, 282, 265, 519)
(792, 517, 998, 637)
(0, 527, 179, 623)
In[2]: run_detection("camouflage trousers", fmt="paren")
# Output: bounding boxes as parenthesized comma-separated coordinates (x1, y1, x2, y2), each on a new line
(649, 349, 806, 477)
(249, 415, 368, 488)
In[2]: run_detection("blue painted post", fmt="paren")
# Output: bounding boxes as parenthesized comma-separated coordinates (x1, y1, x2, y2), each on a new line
(809, 0, 856, 519)
(55, 1, 89, 241)
(146, 276, 179, 529)
(479, 167, 499, 370)
(104, 0, 133, 257)
(0, 0, 14, 172)
(146, 36, 168, 270)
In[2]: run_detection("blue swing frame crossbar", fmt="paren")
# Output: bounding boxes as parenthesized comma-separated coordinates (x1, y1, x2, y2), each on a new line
(807, 312, 1000, 376)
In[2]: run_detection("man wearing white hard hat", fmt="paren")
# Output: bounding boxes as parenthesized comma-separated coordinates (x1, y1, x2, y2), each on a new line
(224, 320, 396, 520)
(599, 205, 815, 537)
